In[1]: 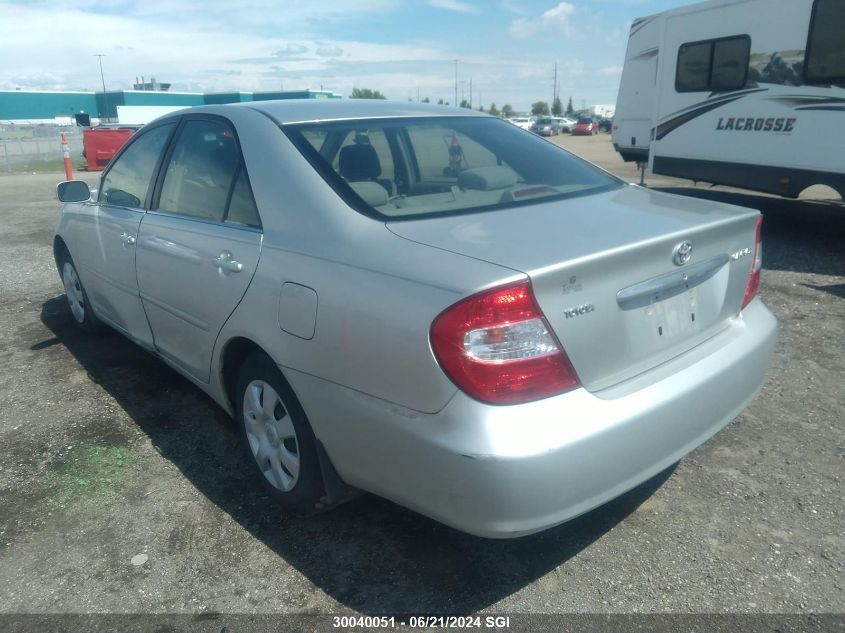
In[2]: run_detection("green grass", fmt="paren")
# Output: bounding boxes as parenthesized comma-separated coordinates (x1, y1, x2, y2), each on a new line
(43, 442, 139, 510)
(1, 158, 87, 175)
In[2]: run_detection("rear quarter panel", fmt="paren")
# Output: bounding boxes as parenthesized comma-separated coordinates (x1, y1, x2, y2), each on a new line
(209, 105, 522, 415)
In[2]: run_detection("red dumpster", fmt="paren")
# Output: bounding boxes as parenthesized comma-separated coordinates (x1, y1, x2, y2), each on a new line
(82, 126, 140, 171)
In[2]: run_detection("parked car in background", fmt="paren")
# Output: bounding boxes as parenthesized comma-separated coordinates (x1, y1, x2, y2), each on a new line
(572, 116, 600, 135)
(507, 116, 534, 131)
(554, 117, 572, 133)
(598, 117, 614, 133)
(531, 116, 561, 136)
(54, 100, 776, 538)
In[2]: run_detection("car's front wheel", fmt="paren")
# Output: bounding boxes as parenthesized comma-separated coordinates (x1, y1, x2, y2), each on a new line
(59, 252, 102, 332)
(236, 352, 323, 512)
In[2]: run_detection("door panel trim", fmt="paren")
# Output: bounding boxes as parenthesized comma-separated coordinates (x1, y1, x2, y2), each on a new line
(139, 291, 211, 331)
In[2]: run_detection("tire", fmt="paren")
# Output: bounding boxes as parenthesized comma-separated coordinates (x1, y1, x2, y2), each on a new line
(235, 352, 324, 512)
(58, 251, 102, 333)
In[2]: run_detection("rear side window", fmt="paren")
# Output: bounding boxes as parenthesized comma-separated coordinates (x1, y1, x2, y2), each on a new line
(676, 35, 750, 92)
(805, 0, 845, 84)
(99, 123, 174, 208)
(157, 119, 260, 228)
(284, 116, 620, 221)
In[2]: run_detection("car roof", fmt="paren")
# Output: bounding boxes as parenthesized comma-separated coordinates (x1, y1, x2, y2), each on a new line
(224, 99, 487, 125)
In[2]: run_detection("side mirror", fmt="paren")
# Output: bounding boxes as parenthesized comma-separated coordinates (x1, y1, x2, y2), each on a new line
(56, 180, 92, 203)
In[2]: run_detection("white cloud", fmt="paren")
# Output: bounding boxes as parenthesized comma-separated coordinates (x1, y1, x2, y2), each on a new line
(508, 2, 575, 39)
(315, 44, 344, 57)
(499, 0, 529, 15)
(427, 0, 480, 13)
(274, 44, 309, 58)
(0, 1, 625, 111)
(600, 65, 623, 77)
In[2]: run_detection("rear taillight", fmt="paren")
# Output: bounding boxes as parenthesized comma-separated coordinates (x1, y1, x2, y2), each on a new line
(741, 215, 763, 310)
(430, 281, 580, 405)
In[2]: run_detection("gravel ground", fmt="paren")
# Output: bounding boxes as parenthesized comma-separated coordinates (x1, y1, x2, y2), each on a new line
(0, 137, 842, 624)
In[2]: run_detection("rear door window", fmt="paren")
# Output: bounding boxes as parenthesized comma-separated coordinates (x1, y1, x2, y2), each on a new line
(157, 119, 260, 228)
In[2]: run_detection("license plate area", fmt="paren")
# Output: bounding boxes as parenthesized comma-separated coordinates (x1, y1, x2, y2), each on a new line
(644, 288, 700, 341)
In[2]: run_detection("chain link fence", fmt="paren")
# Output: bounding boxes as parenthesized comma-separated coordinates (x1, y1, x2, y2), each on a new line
(0, 126, 84, 172)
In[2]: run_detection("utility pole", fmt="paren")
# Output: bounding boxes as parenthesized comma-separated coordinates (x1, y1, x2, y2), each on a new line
(553, 61, 558, 112)
(93, 54, 108, 123)
(469, 77, 473, 108)
(454, 59, 459, 106)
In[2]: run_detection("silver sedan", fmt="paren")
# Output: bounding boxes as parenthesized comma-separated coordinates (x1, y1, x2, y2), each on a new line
(54, 100, 777, 538)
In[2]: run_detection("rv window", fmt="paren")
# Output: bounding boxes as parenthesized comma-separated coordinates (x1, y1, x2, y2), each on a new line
(676, 42, 712, 92)
(676, 35, 750, 93)
(805, 0, 845, 84)
(711, 38, 751, 91)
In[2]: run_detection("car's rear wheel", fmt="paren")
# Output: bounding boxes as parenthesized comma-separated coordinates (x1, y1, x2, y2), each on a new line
(59, 253, 101, 332)
(236, 352, 323, 512)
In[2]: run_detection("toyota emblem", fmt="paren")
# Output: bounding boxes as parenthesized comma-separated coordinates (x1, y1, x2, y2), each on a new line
(673, 241, 693, 266)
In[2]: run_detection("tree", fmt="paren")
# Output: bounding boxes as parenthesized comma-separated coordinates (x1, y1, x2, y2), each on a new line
(552, 96, 563, 116)
(350, 87, 386, 99)
(565, 96, 574, 116)
(459, 99, 471, 109)
(531, 101, 550, 116)
(422, 97, 430, 103)
(501, 104, 513, 118)
(488, 102, 500, 117)
(437, 98, 444, 105)
(478, 105, 485, 112)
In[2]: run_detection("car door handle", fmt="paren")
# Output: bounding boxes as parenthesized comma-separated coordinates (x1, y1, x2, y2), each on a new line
(213, 251, 243, 273)
(120, 232, 136, 246)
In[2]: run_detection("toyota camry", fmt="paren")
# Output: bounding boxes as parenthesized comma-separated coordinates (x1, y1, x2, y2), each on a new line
(54, 100, 777, 538)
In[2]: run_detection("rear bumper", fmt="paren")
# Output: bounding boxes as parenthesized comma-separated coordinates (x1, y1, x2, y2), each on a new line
(288, 300, 777, 538)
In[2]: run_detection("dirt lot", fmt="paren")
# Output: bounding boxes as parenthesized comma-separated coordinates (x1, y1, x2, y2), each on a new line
(0, 137, 842, 623)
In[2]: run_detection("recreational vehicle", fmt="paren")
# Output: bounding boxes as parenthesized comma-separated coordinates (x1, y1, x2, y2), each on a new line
(613, 0, 845, 199)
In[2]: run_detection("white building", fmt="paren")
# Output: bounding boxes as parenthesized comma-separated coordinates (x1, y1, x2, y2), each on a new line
(591, 104, 616, 118)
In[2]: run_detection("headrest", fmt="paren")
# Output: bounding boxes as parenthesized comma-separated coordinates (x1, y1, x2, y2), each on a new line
(339, 143, 382, 180)
(348, 180, 389, 207)
(457, 166, 518, 191)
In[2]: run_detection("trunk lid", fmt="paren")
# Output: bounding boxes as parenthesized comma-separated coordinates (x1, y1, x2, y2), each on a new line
(388, 184, 760, 391)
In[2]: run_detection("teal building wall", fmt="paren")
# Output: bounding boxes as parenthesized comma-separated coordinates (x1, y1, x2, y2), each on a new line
(1, 89, 341, 122)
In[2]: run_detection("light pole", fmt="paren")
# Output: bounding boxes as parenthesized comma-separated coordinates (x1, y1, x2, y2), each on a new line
(454, 59, 458, 107)
(93, 54, 108, 123)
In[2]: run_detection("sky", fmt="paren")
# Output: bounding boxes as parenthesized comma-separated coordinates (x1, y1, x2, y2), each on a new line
(1, 0, 691, 112)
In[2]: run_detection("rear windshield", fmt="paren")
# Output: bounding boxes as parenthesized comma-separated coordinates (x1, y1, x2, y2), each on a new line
(284, 116, 620, 221)
(577, 117, 593, 124)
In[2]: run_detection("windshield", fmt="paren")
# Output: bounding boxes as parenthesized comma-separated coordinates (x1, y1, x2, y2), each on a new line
(536, 117, 553, 125)
(284, 116, 621, 221)
(577, 117, 593, 124)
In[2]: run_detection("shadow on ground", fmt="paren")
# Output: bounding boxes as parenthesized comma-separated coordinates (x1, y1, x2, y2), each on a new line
(654, 188, 845, 278)
(38, 296, 673, 614)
